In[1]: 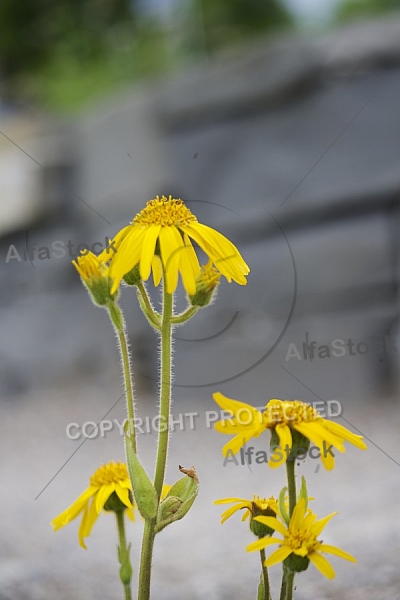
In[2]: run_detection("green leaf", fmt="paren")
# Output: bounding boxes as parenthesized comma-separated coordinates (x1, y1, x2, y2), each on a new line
(125, 438, 158, 520)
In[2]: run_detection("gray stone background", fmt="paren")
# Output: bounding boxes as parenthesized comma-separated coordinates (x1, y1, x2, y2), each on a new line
(1, 14, 400, 600)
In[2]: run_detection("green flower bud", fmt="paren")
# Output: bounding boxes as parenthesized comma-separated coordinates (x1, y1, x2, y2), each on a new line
(125, 441, 158, 520)
(284, 553, 310, 574)
(250, 498, 277, 538)
(123, 264, 141, 286)
(189, 261, 221, 307)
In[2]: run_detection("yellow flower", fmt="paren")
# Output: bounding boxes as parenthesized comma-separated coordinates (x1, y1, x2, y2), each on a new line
(215, 495, 278, 524)
(213, 393, 367, 470)
(72, 251, 114, 305)
(51, 462, 135, 549)
(247, 499, 356, 579)
(101, 195, 249, 296)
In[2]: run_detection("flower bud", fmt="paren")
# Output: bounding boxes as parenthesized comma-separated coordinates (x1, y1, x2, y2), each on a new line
(284, 553, 310, 574)
(249, 496, 278, 538)
(72, 251, 116, 306)
(123, 264, 141, 286)
(189, 260, 221, 307)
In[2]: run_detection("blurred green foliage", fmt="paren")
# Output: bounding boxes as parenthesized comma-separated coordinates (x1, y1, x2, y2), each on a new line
(199, 0, 292, 52)
(0, 0, 292, 111)
(337, 0, 400, 21)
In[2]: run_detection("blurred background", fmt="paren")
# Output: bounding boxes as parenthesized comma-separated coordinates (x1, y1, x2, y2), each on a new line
(1, 1, 400, 599)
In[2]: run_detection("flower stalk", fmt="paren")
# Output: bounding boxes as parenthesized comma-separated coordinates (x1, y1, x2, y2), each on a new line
(138, 278, 173, 600)
(108, 301, 136, 454)
(116, 510, 133, 600)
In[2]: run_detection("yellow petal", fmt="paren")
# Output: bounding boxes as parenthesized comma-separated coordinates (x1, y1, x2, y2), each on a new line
(159, 226, 184, 294)
(81, 496, 100, 541)
(178, 234, 200, 296)
(214, 497, 248, 505)
(95, 484, 114, 514)
(220, 503, 248, 524)
(264, 546, 293, 567)
(98, 225, 131, 263)
(140, 225, 161, 280)
(212, 392, 261, 421)
(321, 420, 367, 450)
(221, 430, 261, 456)
(115, 485, 132, 509)
(254, 516, 287, 537)
(51, 486, 97, 531)
(276, 423, 292, 454)
(309, 552, 336, 579)
(318, 544, 356, 562)
(152, 255, 163, 287)
(246, 537, 282, 553)
(126, 507, 135, 522)
(310, 512, 338, 537)
(182, 223, 249, 284)
(109, 227, 146, 293)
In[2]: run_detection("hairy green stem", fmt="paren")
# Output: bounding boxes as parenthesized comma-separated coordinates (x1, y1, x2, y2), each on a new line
(116, 511, 132, 600)
(260, 548, 272, 600)
(137, 282, 173, 600)
(109, 302, 136, 454)
(171, 306, 198, 324)
(137, 281, 161, 329)
(279, 571, 287, 600)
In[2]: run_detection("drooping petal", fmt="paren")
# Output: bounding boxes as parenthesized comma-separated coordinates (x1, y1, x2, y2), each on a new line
(321, 420, 367, 450)
(115, 485, 133, 509)
(159, 226, 184, 294)
(309, 552, 336, 579)
(178, 234, 200, 295)
(294, 421, 345, 453)
(221, 429, 261, 456)
(182, 223, 249, 284)
(51, 486, 97, 531)
(109, 227, 147, 293)
(95, 484, 114, 514)
(140, 225, 161, 280)
(152, 255, 163, 287)
(220, 503, 248, 524)
(276, 423, 292, 454)
(81, 496, 100, 541)
(126, 507, 135, 521)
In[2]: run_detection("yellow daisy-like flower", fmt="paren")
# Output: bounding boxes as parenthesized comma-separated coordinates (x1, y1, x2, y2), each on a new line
(247, 499, 356, 579)
(213, 393, 367, 470)
(214, 495, 278, 524)
(51, 462, 135, 549)
(101, 195, 249, 296)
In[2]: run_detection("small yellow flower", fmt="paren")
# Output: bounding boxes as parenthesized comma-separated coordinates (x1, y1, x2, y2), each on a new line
(213, 393, 367, 470)
(72, 251, 114, 305)
(247, 499, 356, 579)
(51, 462, 135, 549)
(101, 195, 249, 296)
(215, 495, 278, 523)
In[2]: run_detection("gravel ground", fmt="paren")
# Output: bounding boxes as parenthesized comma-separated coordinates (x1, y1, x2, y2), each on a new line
(1, 376, 399, 600)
